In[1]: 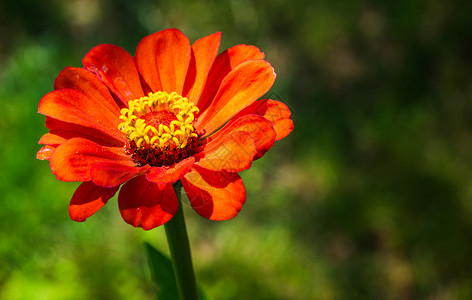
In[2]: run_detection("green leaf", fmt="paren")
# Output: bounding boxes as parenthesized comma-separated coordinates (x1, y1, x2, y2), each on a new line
(145, 242, 210, 300)
(145, 242, 179, 300)
(198, 286, 210, 300)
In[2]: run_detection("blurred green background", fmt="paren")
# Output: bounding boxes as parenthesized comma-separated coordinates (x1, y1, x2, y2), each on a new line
(1, 0, 472, 299)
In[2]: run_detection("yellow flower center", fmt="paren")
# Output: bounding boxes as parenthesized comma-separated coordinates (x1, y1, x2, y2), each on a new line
(118, 91, 200, 166)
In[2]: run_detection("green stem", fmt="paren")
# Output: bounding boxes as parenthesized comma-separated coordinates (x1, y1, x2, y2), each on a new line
(164, 181, 199, 300)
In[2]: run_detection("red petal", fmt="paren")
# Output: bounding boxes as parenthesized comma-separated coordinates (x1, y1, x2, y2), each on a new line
(183, 32, 221, 104)
(195, 131, 256, 172)
(181, 166, 246, 220)
(234, 99, 293, 140)
(91, 162, 149, 187)
(195, 60, 276, 137)
(54, 67, 122, 115)
(38, 89, 124, 143)
(208, 115, 276, 159)
(82, 44, 144, 105)
(146, 156, 195, 184)
(197, 44, 265, 112)
(118, 177, 178, 230)
(42, 117, 124, 147)
(37, 145, 56, 160)
(50, 138, 133, 182)
(135, 29, 191, 94)
(69, 182, 119, 222)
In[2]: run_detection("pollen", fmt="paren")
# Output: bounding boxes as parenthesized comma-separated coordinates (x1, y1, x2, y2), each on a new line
(118, 91, 200, 166)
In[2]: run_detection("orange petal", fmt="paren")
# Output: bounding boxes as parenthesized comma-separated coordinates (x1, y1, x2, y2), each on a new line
(69, 182, 119, 222)
(146, 156, 195, 184)
(38, 133, 67, 146)
(181, 166, 246, 220)
(54, 67, 122, 114)
(135, 29, 191, 94)
(198, 44, 265, 112)
(42, 117, 124, 147)
(91, 162, 149, 187)
(36, 145, 56, 160)
(209, 115, 276, 159)
(234, 99, 293, 140)
(82, 44, 144, 105)
(38, 89, 124, 143)
(183, 32, 221, 104)
(50, 138, 133, 182)
(194, 131, 256, 172)
(118, 177, 178, 230)
(195, 60, 276, 137)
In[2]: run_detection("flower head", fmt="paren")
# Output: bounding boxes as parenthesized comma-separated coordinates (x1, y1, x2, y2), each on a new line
(37, 29, 293, 230)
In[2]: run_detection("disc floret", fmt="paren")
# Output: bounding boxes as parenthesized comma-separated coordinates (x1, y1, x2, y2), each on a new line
(118, 91, 200, 166)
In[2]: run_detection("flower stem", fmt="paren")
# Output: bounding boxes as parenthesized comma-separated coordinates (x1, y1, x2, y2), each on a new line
(165, 181, 199, 300)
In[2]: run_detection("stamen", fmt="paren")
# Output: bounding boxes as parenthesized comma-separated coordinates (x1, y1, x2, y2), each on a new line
(118, 91, 200, 166)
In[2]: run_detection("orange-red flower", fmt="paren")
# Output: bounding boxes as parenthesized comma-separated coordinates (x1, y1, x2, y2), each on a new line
(37, 29, 293, 230)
